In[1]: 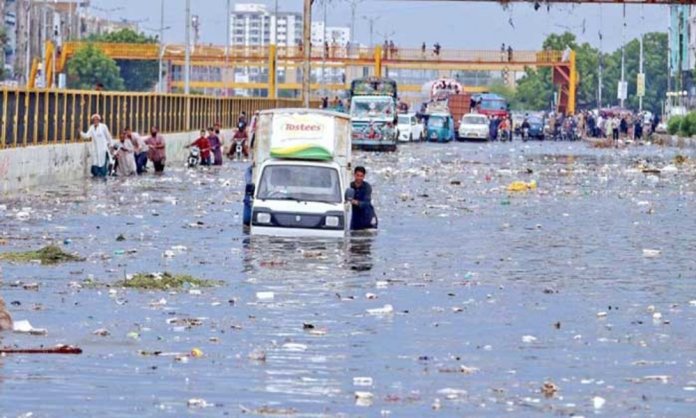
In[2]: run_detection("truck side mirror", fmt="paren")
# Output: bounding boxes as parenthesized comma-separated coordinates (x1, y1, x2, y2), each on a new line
(345, 188, 355, 201)
(245, 183, 256, 196)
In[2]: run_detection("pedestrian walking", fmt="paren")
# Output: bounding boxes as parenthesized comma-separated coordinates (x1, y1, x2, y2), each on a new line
(507, 45, 513, 62)
(128, 128, 149, 174)
(145, 126, 167, 173)
(500, 43, 506, 62)
(207, 127, 223, 166)
(80, 114, 113, 178)
(115, 130, 137, 177)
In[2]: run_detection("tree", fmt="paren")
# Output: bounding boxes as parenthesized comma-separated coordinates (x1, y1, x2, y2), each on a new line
(601, 33, 667, 113)
(88, 28, 159, 92)
(66, 44, 125, 91)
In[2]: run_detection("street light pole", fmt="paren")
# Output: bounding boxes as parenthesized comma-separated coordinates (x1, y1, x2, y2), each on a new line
(302, 0, 312, 107)
(639, 5, 644, 112)
(620, 3, 626, 108)
(597, 4, 603, 110)
(274, 0, 279, 99)
(184, 0, 191, 95)
(158, 0, 164, 93)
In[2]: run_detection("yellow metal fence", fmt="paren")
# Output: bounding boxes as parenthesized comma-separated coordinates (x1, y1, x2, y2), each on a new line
(0, 88, 313, 148)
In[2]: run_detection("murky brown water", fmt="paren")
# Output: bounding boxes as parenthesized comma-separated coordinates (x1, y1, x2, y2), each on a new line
(0, 141, 694, 417)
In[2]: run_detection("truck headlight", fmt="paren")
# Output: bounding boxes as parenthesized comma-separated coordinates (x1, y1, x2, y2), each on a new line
(325, 216, 340, 227)
(257, 212, 271, 224)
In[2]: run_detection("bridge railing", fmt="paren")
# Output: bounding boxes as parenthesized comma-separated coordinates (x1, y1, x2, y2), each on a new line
(0, 88, 313, 149)
(60, 42, 567, 66)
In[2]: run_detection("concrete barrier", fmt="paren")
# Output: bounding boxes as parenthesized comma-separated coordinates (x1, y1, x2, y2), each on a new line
(0, 129, 234, 195)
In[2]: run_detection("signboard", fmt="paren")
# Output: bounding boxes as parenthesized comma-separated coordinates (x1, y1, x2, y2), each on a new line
(617, 81, 628, 100)
(637, 73, 646, 97)
(270, 113, 335, 161)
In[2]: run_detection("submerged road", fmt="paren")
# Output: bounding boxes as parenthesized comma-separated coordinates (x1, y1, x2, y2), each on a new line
(0, 141, 694, 417)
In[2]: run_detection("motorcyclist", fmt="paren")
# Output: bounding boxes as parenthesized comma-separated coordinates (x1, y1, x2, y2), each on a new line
(520, 116, 531, 140)
(228, 122, 249, 159)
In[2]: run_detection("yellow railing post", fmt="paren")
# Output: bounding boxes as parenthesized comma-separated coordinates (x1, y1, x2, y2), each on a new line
(269, 44, 277, 99)
(374, 45, 382, 77)
(568, 50, 577, 115)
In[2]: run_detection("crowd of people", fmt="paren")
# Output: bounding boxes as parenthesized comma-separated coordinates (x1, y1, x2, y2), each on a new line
(477, 108, 660, 143)
(81, 110, 261, 178)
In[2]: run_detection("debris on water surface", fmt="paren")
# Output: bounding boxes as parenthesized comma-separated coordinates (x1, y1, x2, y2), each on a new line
(541, 381, 559, 398)
(0, 345, 82, 355)
(13, 320, 47, 335)
(507, 180, 537, 192)
(593, 396, 606, 409)
(353, 377, 374, 387)
(115, 234, 126, 242)
(92, 328, 110, 337)
(0, 245, 84, 265)
(256, 291, 275, 300)
(367, 304, 394, 316)
(521, 335, 538, 343)
(187, 398, 211, 408)
(115, 272, 218, 290)
(355, 391, 374, 407)
(248, 348, 267, 362)
(642, 249, 661, 258)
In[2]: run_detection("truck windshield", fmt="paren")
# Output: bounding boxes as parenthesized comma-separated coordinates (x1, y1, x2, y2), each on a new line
(350, 99, 394, 119)
(257, 165, 342, 204)
(398, 116, 411, 125)
(481, 99, 508, 111)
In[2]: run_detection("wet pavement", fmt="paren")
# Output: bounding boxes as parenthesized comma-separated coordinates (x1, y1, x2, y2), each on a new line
(0, 141, 694, 417)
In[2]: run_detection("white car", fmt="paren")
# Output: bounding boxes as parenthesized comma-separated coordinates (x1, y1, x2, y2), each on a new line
(458, 113, 489, 141)
(397, 113, 424, 142)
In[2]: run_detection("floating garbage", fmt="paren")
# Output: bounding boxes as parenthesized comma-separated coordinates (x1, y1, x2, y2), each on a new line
(642, 249, 662, 258)
(256, 291, 275, 301)
(116, 272, 218, 290)
(507, 180, 537, 192)
(13, 320, 47, 335)
(0, 245, 84, 265)
(592, 396, 606, 409)
(366, 304, 394, 316)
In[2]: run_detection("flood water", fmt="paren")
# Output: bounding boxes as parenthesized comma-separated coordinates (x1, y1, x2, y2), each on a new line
(0, 141, 694, 417)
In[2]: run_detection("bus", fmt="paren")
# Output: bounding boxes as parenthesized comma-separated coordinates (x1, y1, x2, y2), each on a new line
(472, 93, 510, 119)
(349, 77, 399, 151)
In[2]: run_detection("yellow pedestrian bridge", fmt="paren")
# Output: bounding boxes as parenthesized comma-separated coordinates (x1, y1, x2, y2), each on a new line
(34, 41, 577, 115)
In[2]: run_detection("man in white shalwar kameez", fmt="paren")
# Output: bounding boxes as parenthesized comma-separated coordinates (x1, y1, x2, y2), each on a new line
(80, 114, 113, 177)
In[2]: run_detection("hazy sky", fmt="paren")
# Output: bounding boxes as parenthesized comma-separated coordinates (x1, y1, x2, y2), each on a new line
(91, 0, 669, 52)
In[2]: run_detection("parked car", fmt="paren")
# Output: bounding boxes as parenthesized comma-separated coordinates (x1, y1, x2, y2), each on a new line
(397, 113, 424, 142)
(457, 113, 489, 141)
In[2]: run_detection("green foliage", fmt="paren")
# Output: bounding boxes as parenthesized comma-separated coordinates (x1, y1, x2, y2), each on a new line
(88, 29, 159, 92)
(678, 112, 696, 137)
(508, 31, 667, 113)
(667, 116, 683, 135)
(66, 44, 125, 91)
(678, 114, 692, 137)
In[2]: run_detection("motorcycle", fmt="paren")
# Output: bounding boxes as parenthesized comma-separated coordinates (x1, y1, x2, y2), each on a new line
(231, 139, 247, 162)
(187, 146, 201, 168)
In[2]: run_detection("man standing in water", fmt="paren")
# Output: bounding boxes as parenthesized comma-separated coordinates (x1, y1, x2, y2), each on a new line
(145, 126, 166, 173)
(80, 114, 113, 178)
(349, 166, 378, 230)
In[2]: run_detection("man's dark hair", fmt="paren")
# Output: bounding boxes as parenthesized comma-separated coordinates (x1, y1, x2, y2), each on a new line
(355, 166, 366, 175)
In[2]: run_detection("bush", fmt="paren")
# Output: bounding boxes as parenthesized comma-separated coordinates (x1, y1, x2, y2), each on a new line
(678, 115, 692, 137)
(667, 116, 683, 135)
(684, 112, 696, 137)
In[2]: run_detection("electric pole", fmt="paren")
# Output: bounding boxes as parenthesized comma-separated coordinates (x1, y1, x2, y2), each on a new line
(620, 3, 626, 108)
(184, 0, 191, 94)
(302, 0, 312, 107)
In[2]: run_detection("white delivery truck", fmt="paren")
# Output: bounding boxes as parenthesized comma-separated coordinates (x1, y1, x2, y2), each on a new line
(246, 108, 352, 237)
